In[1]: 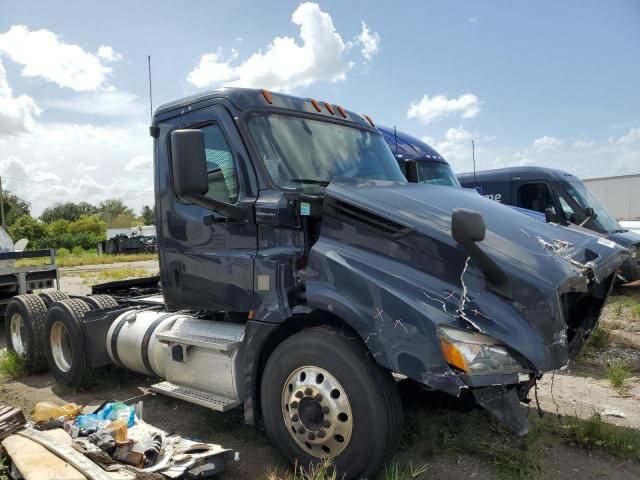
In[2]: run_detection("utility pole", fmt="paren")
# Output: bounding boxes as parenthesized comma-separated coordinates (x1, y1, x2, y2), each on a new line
(0, 176, 6, 228)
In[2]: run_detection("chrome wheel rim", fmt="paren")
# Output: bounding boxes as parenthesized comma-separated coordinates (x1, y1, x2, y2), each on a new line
(9, 313, 27, 356)
(281, 366, 353, 458)
(50, 321, 73, 372)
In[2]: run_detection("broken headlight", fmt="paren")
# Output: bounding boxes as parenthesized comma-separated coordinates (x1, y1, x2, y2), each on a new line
(438, 326, 528, 375)
(630, 245, 637, 259)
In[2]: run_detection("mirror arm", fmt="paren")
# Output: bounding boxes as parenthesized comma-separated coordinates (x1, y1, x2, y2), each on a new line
(182, 193, 255, 223)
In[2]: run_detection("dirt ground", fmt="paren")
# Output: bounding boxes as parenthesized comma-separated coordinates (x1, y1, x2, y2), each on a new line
(0, 264, 639, 479)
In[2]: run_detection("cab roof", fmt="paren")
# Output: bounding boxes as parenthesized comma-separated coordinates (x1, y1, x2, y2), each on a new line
(153, 87, 372, 129)
(457, 166, 580, 183)
(377, 126, 448, 164)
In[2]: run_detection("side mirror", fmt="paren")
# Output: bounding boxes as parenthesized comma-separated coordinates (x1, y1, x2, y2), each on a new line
(452, 208, 486, 244)
(171, 129, 208, 198)
(584, 207, 595, 219)
(451, 208, 512, 300)
(544, 207, 558, 223)
(404, 160, 419, 183)
(170, 129, 253, 222)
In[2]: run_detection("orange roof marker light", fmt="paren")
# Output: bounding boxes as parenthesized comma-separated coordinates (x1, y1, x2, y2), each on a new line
(310, 99, 322, 112)
(324, 102, 335, 115)
(262, 89, 273, 104)
(336, 105, 347, 118)
(364, 114, 375, 127)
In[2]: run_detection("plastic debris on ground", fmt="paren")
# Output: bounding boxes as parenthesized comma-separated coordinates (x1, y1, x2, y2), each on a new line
(4, 400, 236, 479)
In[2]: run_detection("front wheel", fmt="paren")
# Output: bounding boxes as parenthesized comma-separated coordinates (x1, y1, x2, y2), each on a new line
(260, 328, 403, 479)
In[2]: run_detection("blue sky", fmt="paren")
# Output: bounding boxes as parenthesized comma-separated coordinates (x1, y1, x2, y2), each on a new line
(0, 0, 638, 214)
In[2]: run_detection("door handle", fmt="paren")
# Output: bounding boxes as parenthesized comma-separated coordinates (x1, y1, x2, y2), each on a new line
(203, 215, 228, 225)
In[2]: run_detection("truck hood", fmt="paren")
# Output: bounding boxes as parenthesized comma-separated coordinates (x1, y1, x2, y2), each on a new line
(307, 179, 627, 384)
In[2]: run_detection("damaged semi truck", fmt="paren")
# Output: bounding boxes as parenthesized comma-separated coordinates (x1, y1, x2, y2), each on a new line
(5, 89, 628, 479)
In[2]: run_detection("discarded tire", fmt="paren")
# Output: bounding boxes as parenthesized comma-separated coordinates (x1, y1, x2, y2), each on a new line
(260, 328, 403, 480)
(44, 299, 92, 386)
(83, 295, 118, 310)
(5, 294, 49, 372)
(38, 290, 69, 308)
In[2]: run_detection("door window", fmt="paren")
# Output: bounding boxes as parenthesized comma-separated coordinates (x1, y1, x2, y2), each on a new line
(201, 124, 238, 203)
(517, 183, 555, 213)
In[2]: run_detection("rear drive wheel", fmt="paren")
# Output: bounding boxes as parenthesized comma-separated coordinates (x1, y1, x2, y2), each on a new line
(38, 290, 69, 308)
(5, 295, 49, 372)
(83, 295, 118, 310)
(44, 299, 92, 386)
(260, 328, 403, 480)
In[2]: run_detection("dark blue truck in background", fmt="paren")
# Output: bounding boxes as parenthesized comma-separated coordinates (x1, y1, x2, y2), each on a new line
(458, 167, 640, 283)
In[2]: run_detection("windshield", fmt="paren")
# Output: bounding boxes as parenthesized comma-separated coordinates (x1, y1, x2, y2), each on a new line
(554, 181, 621, 233)
(414, 162, 461, 187)
(246, 113, 406, 191)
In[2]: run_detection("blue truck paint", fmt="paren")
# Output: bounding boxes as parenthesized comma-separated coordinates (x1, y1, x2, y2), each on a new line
(458, 166, 640, 282)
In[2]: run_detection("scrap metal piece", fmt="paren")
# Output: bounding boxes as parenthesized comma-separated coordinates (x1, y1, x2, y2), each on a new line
(473, 386, 530, 436)
(0, 405, 26, 440)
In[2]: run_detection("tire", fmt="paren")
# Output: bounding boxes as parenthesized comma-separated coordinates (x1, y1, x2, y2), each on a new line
(4, 294, 49, 372)
(260, 328, 403, 480)
(44, 299, 92, 386)
(38, 290, 69, 308)
(83, 295, 118, 310)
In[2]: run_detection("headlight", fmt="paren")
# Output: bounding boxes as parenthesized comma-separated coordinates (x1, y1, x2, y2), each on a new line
(630, 245, 637, 259)
(438, 326, 528, 375)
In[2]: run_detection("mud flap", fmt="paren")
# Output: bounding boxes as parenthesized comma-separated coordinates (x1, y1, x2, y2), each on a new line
(473, 386, 530, 436)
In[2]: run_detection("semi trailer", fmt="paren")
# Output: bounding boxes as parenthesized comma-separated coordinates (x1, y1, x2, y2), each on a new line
(4, 88, 629, 479)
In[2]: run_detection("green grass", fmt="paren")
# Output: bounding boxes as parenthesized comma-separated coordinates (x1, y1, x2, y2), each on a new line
(0, 457, 9, 480)
(632, 304, 640, 318)
(383, 462, 429, 480)
(605, 359, 633, 394)
(17, 252, 157, 268)
(613, 302, 623, 316)
(585, 325, 611, 350)
(265, 460, 337, 480)
(0, 351, 26, 382)
(565, 412, 640, 458)
(77, 267, 155, 282)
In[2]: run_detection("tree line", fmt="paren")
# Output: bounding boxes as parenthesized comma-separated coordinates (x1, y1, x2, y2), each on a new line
(1, 191, 155, 251)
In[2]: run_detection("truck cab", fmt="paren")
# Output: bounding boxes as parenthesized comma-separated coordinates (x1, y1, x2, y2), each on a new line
(378, 126, 460, 187)
(458, 167, 640, 282)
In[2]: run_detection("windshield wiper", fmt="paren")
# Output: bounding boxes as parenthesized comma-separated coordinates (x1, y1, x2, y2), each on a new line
(289, 178, 330, 186)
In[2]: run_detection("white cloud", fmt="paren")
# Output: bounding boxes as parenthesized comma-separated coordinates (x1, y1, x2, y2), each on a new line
(97, 45, 122, 63)
(45, 90, 144, 116)
(532, 135, 564, 151)
(0, 25, 114, 91)
(616, 127, 640, 145)
(125, 154, 152, 171)
(352, 21, 380, 61)
(0, 120, 153, 215)
(571, 138, 596, 148)
(0, 59, 41, 136)
(187, 2, 376, 92)
(407, 93, 481, 125)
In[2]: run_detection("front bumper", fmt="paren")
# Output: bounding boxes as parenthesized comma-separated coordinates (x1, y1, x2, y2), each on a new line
(618, 257, 640, 283)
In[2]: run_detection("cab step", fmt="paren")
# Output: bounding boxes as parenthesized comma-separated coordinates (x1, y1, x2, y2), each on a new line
(155, 318, 244, 352)
(150, 381, 239, 412)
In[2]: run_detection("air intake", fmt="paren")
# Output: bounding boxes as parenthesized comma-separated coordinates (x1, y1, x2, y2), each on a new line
(327, 199, 409, 237)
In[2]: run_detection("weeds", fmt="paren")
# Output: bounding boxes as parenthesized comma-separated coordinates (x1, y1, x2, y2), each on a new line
(17, 252, 157, 268)
(265, 459, 337, 480)
(0, 351, 26, 381)
(613, 302, 623, 316)
(77, 267, 154, 283)
(632, 304, 640, 318)
(585, 325, 611, 350)
(565, 413, 640, 457)
(605, 359, 632, 394)
(383, 462, 428, 479)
